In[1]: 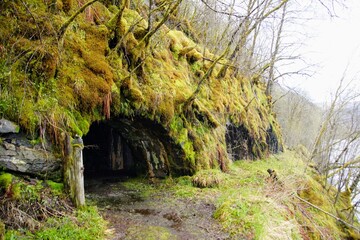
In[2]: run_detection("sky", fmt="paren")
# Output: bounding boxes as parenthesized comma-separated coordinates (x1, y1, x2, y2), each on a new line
(286, 0, 360, 103)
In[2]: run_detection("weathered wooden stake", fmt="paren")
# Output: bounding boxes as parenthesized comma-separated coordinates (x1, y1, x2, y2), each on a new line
(65, 135, 85, 207)
(72, 136, 85, 207)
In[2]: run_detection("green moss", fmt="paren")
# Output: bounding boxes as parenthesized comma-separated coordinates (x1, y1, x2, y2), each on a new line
(191, 61, 202, 72)
(46, 180, 64, 196)
(0, 173, 12, 191)
(0, 173, 21, 199)
(11, 182, 21, 200)
(122, 8, 148, 39)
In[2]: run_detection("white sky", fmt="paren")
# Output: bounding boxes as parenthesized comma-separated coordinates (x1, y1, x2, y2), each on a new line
(291, 0, 360, 103)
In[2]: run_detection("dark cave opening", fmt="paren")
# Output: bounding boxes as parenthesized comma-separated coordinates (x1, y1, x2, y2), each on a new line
(83, 117, 189, 189)
(82, 121, 144, 181)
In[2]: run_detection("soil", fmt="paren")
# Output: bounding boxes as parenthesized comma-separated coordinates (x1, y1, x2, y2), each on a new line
(85, 176, 229, 240)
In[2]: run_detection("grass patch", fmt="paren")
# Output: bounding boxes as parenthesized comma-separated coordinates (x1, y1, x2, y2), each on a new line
(1, 173, 107, 239)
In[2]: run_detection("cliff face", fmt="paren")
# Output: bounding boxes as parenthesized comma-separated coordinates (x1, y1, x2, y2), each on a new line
(0, 0, 282, 177)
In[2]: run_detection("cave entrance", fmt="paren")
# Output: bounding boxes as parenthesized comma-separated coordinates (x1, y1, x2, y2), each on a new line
(83, 121, 143, 181)
(82, 117, 188, 188)
(69, 118, 188, 206)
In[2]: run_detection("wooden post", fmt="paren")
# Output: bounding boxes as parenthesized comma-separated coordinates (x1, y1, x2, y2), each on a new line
(64, 134, 85, 207)
(72, 135, 85, 207)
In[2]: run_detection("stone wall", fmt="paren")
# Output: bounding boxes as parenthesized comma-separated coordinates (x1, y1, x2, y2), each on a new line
(0, 134, 62, 179)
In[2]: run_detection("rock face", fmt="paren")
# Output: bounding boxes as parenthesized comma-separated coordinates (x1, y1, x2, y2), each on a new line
(0, 134, 62, 179)
(225, 123, 282, 160)
(225, 124, 254, 160)
(0, 119, 19, 134)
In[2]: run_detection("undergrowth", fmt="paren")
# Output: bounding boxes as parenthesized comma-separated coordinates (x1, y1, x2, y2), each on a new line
(3, 150, 356, 239)
(5, 206, 107, 240)
(0, 173, 107, 239)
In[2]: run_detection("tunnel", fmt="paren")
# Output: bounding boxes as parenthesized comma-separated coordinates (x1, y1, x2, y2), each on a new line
(83, 121, 139, 180)
(82, 118, 189, 183)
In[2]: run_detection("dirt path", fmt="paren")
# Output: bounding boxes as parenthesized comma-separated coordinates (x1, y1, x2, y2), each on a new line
(85, 177, 229, 240)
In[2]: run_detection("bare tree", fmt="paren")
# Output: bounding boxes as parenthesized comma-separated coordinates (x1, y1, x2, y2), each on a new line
(265, 0, 287, 96)
(273, 86, 322, 150)
(303, 72, 360, 216)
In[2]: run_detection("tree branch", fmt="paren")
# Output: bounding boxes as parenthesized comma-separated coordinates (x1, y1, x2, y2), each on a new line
(58, 0, 98, 40)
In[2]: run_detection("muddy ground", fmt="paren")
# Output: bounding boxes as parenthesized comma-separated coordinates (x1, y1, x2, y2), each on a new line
(85, 176, 229, 240)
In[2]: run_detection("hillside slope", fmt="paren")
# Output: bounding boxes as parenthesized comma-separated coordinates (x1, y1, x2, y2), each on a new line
(0, 0, 281, 176)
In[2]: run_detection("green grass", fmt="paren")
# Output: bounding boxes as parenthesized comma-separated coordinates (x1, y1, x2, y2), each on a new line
(191, 169, 224, 188)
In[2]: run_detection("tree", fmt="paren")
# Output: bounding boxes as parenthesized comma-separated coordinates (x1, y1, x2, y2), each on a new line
(265, 0, 287, 96)
(303, 72, 360, 219)
(273, 85, 322, 150)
